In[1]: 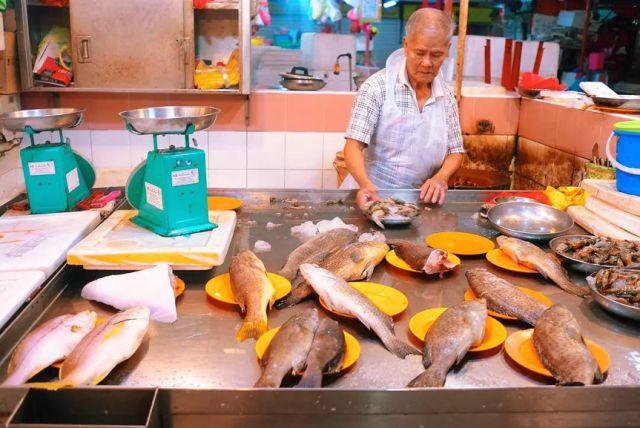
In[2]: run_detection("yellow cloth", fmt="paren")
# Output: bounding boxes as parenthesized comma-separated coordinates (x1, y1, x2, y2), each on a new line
(544, 186, 587, 211)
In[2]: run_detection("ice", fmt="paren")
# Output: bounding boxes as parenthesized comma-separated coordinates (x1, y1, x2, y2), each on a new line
(266, 221, 282, 230)
(253, 240, 272, 253)
(291, 217, 358, 241)
(358, 231, 386, 243)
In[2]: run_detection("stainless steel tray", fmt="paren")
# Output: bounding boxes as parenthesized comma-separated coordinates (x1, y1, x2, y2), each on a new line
(0, 108, 84, 132)
(119, 106, 220, 135)
(486, 201, 574, 241)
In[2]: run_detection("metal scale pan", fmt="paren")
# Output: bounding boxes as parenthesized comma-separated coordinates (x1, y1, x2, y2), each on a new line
(119, 106, 220, 135)
(0, 108, 84, 132)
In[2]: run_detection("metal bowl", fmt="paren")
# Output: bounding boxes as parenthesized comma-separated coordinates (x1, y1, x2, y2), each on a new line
(486, 202, 574, 241)
(492, 196, 538, 205)
(591, 95, 640, 110)
(119, 106, 219, 135)
(280, 78, 327, 91)
(587, 273, 640, 321)
(550, 235, 612, 274)
(0, 108, 84, 132)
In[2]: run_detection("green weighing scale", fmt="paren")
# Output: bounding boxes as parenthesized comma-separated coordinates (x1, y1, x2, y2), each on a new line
(120, 106, 220, 237)
(0, 108, 95, 214)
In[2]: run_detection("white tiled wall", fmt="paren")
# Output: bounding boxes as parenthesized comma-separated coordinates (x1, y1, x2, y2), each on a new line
(19, 130, 346, 190)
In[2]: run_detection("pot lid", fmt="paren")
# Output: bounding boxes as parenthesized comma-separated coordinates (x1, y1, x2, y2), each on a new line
(614, 120, 640, 134)
(280, 66, 324, 82)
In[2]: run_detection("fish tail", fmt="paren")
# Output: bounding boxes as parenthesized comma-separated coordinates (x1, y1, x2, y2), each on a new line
(26, 381, 72, 391)
(384, 337, 421, 359)
(236, 318, 268, 342)
(407, 367, 447, 388)
(296, 364, 323, 388)
(274, 282, 314, 309)
(254, 372, 281, 388)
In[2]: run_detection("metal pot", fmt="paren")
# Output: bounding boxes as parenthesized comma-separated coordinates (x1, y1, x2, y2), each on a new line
(280, 66, 327, 91)
(591, 95, 640, 110)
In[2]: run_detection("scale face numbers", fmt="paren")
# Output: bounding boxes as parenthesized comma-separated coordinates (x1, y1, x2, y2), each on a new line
(28, 161, 55, 176)
(145, 182, 164, 210)
(171, 168, 199, 187)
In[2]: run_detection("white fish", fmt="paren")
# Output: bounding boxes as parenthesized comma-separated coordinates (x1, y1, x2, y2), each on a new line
(3, 310, 97, 386)
(81, 264, 177, 323)
(47, 307, 151, 388)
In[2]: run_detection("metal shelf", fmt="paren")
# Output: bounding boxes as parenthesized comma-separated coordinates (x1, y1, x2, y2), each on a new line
(21, 86, 243, 95)
(202, 1, 240, 10)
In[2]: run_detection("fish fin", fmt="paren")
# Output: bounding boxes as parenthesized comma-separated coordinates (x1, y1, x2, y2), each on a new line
(594, 364, 604, 384)
(350, 252, 365, 264)
(422, 346, 432, 368)
(274, 282, 314, 309)
(236, 319, 268, 342)
(385, 338, 421, 359)
(92, 371, 112, 385)
(269, 290, 277, 310)
(406, 368, 446, 388)
(26, 381, 72, 391)
(296, 364, 323, 388)
(364, 265, 376, 280)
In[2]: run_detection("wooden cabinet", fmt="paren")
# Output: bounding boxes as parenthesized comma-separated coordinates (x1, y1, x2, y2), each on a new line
(16, 0, 250, 93)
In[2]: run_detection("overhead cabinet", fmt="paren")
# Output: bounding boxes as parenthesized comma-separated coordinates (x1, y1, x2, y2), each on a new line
(16, 0, 250, 93)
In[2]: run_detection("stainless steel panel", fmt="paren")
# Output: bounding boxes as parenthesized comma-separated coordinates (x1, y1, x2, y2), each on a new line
(69, 0, 187, 89)
(15, 0, 34, 90)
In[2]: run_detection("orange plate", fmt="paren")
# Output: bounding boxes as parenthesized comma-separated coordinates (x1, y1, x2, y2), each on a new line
(174, 277, 185, 297)
(255, 327, 360, 372)
(425, 232, 495, 256)
(385, 250, 461, 273)
(485, 249, 538, 274)
(205, 272, 291, 305)
(504, 329, 610, 378)
(207, 196, 243, 211)
(463, 287, 553, 320)
(318, 281, 408, 318)
(409, 307, 507, 352)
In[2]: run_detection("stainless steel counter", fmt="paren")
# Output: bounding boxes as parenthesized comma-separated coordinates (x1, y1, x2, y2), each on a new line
(1, 189, 640, 426)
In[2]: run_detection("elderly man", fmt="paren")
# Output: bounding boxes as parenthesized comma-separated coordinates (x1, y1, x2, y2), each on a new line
(342, 8, 464, 207)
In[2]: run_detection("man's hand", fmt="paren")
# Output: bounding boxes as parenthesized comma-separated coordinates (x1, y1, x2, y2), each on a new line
(420, 176, 448, 205)
(356, 185, 379, 209)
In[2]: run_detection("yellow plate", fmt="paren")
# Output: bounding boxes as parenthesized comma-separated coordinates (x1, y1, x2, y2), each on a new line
(174, 277, 185, 297)
(463, 287, 553, 320)
(318, 281, 408, 318)
(255, 327, 360, 372)
(504, 329, 610, 378)
(425, 232, 495, 256)
(485, 249, 538, 274)
(205, 272, 291, 305)
(385, 250, 461, 273)
(207, 196, 243, 211)
(409, 307, 507, 352)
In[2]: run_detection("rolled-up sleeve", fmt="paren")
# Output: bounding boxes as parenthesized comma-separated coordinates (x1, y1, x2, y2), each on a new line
(345, 75, 384, 145)
(444, 87, 464, 155)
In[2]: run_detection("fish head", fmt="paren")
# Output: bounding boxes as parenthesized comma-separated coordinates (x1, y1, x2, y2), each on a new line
(299, 264, 344, 298)
(423, 249, 456, 274)
(66, 311, 99, 334)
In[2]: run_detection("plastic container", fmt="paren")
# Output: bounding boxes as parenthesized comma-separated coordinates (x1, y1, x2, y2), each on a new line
(606, 121, 640, 196)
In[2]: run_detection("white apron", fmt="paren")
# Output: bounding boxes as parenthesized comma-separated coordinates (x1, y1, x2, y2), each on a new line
(341, 48, 448, 189)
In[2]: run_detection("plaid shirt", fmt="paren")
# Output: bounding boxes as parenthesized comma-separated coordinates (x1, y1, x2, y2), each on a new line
(345, 64, 464, 155)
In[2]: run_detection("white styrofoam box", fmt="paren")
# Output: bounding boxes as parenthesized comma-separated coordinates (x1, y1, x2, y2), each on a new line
(0, 210, 101, 277)
(94, 168, 133, 188)
(300, 33, 357, 71)
(247, 132, 285, 169)
(0, 270, 46, 329)
(285, 132, 323, 170)
(91, 131, 131, 168)
(285, 170, 323, 189)
(557, 10, 586, 28)
(210, 131, 246, 170)
(322, 169, 339, 190)
(64, 130, 92, 162)
(247, 169, 285, 189)
(208, 169, 247, 189)
(449, 36, 560, 80)
(323, 133, 345, 169)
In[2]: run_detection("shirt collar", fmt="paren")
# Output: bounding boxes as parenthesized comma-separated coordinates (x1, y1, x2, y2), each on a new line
(398, 58, 445, 100)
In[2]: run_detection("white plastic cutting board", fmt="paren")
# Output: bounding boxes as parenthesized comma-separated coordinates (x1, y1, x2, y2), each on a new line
(0, 270, 46, 329)
(0, 211, 101, 276)
(67, 209, 237, 270)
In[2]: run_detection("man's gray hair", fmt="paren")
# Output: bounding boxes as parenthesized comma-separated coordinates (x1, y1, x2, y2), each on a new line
(405, 8, 455, 41)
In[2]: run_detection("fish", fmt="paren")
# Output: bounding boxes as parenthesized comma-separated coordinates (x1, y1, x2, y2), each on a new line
(299, 263, 419, 359)
(497, 236, 589, 297)
(3, 311, 98, 386)
(465, 268, 548, 326)
(388, 239, 456, 275)
(230, 250, 276, 341)
(297, 318, 346, 388)
(532, 305, 603, 385)
(276, 241, 389, 308)
(255, 308, 319, 388)
(279, 228, 358, 281)
(363, 198, 420, 229)
(407, 300, 487, 388)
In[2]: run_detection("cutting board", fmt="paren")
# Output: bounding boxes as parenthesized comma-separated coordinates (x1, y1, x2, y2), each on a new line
(0, 211, 101, 276)
(585, 196, 640, 237)
(0, 270, 46, 329)
(567, 205, 639, 240)
(67, 209, 237, 270)
(581, 179, 640, 216)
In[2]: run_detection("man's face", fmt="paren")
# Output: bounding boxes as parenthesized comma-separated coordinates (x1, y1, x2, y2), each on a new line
(403, 29, 450, 85)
